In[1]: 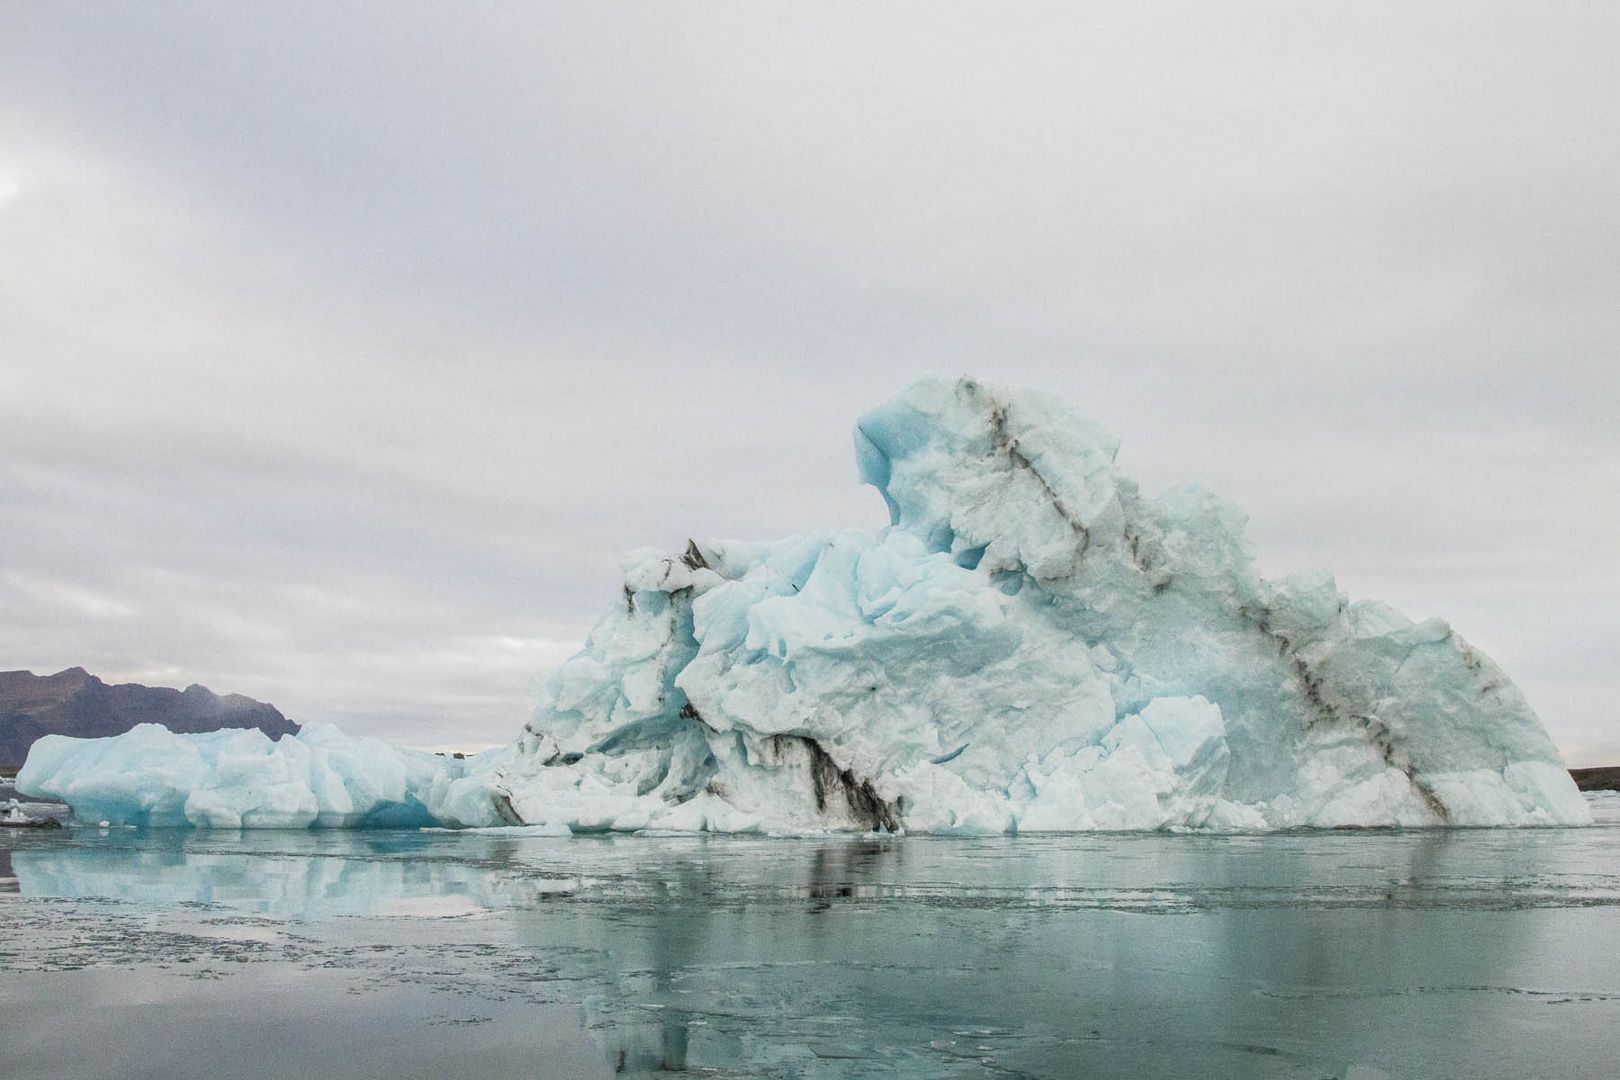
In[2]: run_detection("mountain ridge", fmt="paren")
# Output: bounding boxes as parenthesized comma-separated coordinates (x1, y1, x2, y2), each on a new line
(0, 667, 297, 767)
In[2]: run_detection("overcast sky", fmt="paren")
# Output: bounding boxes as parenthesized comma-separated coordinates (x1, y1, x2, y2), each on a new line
(2, 3, 1615, 761)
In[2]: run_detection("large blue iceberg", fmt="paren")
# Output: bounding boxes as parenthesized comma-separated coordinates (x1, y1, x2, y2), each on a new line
(19, 376, 1589, 831)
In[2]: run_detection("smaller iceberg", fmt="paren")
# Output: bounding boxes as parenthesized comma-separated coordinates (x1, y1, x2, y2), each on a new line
(15, 723, 502, 829)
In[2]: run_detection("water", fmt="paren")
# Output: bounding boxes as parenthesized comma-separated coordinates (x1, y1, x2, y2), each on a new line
(5, 801, 1620, 1079)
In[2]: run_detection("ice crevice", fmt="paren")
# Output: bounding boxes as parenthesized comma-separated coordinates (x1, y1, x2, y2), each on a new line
(16, 375, 1591, 832)
(1238, 588, 1451, 821)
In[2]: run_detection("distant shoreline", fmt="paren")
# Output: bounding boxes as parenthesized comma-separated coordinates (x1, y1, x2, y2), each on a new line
(1571, 767, 1620, 793)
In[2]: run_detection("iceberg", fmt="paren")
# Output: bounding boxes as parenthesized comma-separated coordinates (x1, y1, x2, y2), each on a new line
(16, 722, 502, 829)
(19, 376, 1589, 831)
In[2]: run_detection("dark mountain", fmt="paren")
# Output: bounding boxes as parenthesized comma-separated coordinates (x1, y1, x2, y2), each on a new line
(1570, 767, 1620, 793)
(0, 667, 298, 767)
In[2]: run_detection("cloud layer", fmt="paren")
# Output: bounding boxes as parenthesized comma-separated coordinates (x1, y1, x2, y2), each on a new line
(2, 4, 1615, 758)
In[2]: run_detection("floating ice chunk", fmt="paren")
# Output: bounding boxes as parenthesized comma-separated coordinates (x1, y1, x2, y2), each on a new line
(15, 723, 505, 829)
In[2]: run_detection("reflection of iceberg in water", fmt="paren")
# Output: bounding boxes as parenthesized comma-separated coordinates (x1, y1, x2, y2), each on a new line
(11, 827, 1611, 1076)
(11, 831, 580, 917)
(584, 839, 911, 1074)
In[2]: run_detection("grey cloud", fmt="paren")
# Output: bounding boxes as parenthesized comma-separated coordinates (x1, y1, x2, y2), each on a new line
(1, 3, 1615, 759)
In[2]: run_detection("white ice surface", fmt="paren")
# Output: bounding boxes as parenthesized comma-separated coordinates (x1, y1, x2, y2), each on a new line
(16, 723, 504, 829)
(18, 376, 1590, 832)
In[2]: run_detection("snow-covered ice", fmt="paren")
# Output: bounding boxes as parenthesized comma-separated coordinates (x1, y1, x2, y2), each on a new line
(18, 376, 1590, 831)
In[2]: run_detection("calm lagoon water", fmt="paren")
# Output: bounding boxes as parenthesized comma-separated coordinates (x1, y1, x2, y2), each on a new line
(5, 801, 1620, 1079)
